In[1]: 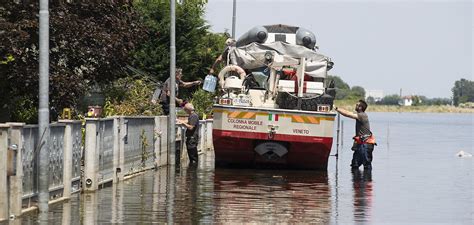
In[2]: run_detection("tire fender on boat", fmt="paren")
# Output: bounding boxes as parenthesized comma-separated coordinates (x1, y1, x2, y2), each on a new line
(218, 65, 246, 88)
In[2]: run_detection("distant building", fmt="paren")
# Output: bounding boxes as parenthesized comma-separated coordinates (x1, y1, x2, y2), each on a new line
(400, 95, 414, 106)
(366, 90, 384, 102)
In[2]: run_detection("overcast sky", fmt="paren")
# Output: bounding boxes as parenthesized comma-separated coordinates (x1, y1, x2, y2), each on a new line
(204, 0, 472, 98)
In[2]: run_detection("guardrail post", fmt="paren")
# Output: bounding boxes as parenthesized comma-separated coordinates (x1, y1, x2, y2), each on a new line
(0, 124, 9, 221)
(198, 120, 205, 154)
(112, 117, 121, 183)
(153, 117, 160, 168)
(118, 117, 126, 180)
(168, 118, 176, 166)
(84, 119, 99, 192)
(7, 123, 24, 217)
(59, 120, 73, 199)
(158, 116, 168, 167)
(176, 125, 185, 165)
(206, 119, 213, 151)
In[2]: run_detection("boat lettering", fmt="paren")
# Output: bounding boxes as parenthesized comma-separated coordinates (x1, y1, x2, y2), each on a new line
(227, 118, 262, 125)
(293, 129, 310, 134)
(233, 124, 256, 130)
(248, 120, 262, 125)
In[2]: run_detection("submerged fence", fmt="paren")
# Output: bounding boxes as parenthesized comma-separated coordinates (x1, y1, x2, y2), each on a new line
(0, 116, 214, 221)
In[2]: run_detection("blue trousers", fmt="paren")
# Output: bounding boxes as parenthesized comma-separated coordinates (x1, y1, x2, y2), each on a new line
(351, 144, 373, 169)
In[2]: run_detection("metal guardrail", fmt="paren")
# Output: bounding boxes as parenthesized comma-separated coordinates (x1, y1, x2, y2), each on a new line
(121, 117, 156, 176)
(0, 116, 214, 221)
(70, 121, 82, 193)
(49, 124, 65, 197)
(21, 125, 38, 202)
(97, 118, 115, 185)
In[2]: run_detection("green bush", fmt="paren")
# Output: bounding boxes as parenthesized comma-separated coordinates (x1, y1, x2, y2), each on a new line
(103, 77, 162, 116)
(11, 96, 38, 123)
(190, 88, 215, 119)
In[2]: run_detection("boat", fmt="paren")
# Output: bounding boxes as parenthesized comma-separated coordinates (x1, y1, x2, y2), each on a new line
(212, 24, 336, 170)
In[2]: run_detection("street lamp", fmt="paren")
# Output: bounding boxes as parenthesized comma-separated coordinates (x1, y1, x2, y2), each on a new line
(38, 0, 50, 223)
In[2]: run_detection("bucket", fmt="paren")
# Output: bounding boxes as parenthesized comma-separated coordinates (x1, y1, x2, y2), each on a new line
(203, 74, 217, 92)
(87, 105, 102, 118)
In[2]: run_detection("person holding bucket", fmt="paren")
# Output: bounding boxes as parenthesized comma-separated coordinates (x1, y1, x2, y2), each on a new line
(152, 68, 201, 115)
(209, 38, 236, 75)
(204, 38, 236, 93)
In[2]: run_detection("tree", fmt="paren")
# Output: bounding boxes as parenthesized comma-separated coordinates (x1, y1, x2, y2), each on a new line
(366, 96, 376, 104)
(428, 98, 451, 106)
(378, 94, 401, 105)
(452, 78, 474, 106)
(0, 1, 147, 122)
(350, 86, 366, 99)
(327, 75, 350, 89)
(418, 95, 429, 105)
(327, 75, 350, 100)
(411, 95, 421, 106)
(132, 0, 226, 99)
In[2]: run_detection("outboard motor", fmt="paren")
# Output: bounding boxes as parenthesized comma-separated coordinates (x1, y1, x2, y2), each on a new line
(236, 26, 268, 47)
(295, 27, 317, 49)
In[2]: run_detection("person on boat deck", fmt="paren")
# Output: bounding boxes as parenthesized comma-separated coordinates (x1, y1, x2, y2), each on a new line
(177, 103, 200, 164)
(334, 100, 376, 170)
(209, 38, 236, 75)
(152, 68, 201, 115)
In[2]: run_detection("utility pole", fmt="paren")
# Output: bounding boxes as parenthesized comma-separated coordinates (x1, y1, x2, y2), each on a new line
(169, 0, 176, 164)
(38, 0, 50, 223)
(232, 0, 236, 38)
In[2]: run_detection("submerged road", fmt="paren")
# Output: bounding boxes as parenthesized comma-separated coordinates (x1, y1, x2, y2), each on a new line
(16, 113, 474, 224)
(20, 152, 336, 224)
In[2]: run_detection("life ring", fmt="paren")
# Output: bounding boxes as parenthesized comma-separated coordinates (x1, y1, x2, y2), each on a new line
(218, 65, 246, 88)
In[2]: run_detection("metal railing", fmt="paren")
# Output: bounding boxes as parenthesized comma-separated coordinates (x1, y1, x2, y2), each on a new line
(0, 116, 214, 221)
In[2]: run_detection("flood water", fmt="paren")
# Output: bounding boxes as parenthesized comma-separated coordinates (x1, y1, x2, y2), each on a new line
(18, 113, 473, 224)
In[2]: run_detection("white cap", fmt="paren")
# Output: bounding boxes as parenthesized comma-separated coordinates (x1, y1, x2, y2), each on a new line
(225, 38, 236, 46)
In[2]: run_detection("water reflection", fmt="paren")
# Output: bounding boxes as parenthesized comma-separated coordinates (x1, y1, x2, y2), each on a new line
(82, 192, 98, 225)
(351, 169, 373, 223)
(18, 165, 333, 224)
(213, 169, 332, 223)
(111, 181, 124, 223)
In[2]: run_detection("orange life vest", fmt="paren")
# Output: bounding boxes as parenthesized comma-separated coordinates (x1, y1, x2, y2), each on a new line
(353, 134, 376, 145)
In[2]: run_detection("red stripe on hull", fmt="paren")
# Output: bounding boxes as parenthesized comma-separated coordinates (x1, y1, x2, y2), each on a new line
(213, 130, 333, 170)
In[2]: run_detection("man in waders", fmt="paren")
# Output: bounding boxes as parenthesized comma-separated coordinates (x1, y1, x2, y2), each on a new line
(177, 103, 199, 164)
(335, 100, 376, 170)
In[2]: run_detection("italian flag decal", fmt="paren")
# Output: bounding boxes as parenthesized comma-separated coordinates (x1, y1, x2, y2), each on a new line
(268, 113, 279, 121)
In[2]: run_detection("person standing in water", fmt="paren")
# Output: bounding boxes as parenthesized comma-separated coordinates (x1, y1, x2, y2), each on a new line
(335, 100, 376, 170)
(177, 103, 200, 164)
